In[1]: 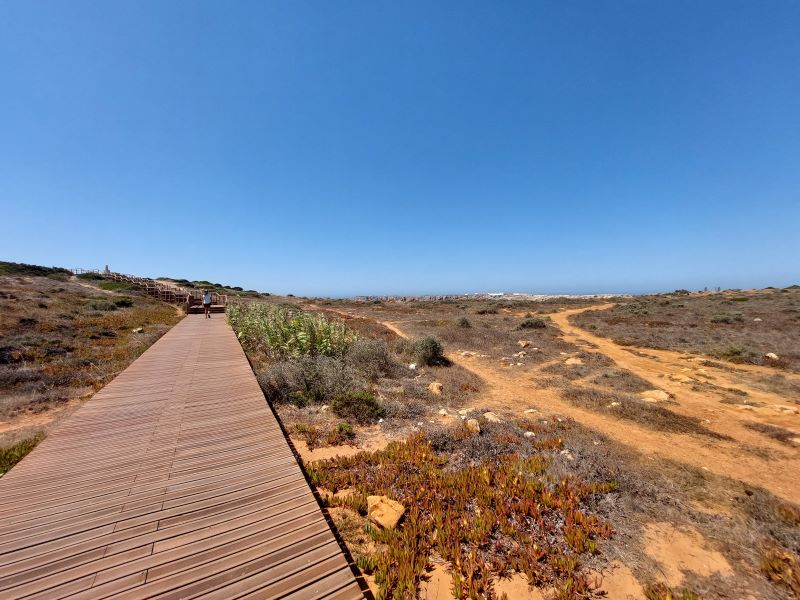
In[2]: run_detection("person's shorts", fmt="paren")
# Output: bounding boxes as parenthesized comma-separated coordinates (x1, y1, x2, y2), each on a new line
(203, 303, 211, 308)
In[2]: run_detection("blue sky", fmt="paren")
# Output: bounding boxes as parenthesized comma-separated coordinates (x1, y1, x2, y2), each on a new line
(1, 1, 798, 296)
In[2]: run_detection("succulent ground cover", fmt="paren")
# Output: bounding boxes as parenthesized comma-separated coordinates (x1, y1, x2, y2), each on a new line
(308, 418, 616, 599)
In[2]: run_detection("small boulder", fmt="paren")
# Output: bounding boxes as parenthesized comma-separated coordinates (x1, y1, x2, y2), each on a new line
(518, 340, 531, 348)
(409, 363, 417, 370)
(483, 412, 502, 423)
(765, 352, 779, 360)
(565, 357, 584, 366)
(428, 382, 444, 396)
(132, 327, 144, 334)
(367, 495, 405, 530)
(524, 408, 538, 414)
(523, 431, 535, 438)
(640, 389, 670, 402)
(438, 408, 449, 416)
(465, 419, 481, 434)
(753, 318, 763, 322)
(560, 449, 574, 461)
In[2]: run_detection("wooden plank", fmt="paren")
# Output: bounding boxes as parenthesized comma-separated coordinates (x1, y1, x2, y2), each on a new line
(0, 315, 362, 599)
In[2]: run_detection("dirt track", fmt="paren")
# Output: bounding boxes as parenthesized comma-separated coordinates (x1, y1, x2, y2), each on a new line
(378, 307, 800, 503)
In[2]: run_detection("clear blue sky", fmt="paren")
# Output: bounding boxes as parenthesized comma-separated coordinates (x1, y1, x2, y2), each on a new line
(2, 1, 798, 296)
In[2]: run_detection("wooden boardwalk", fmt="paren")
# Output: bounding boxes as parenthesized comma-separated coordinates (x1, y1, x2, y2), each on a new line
(0, 315, 364, 599)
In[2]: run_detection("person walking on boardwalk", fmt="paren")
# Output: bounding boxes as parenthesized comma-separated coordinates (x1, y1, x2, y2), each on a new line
(202, 289, 212, 319)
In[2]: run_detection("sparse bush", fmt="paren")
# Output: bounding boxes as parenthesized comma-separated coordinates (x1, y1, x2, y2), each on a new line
(346, 338, 397, 380)
(414, 336, 445, 366)
(89, 300, 117, 312)
(76, 272, 104, 280)
(330, 390, 385, 423)
(98, 281, 136, 292)
(113, 298, 134, 308)
(457, 317, 472, 328)
(475, 306, 498, 315)
(256, 356, 360, 406)
(383, 398, 427, 420)
(395, 335, 447, 366)
(0, 261, 71, 278)
(745, 422, 797, 445)
(517, 317, 547, 330)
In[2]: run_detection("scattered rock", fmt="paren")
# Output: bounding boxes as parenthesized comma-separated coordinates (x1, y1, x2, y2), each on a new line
(560, 449, 574, 461)
(609, 401, 621, 407)
(640, 389, 670, 402)
(513, 351, 527, 358)
(438, 408, 449, 416)
(669, 374, 695, 384)
(765, 352, 779, 360)
(773, 405, 799, 415)
(458, 409, 471, 416)
(409, 363, 417, 370)
(753, 318, 762, 322)
(367, 495, 405, 530)
(524, 408, 538, 414)
(320, 404, 329, 412)
(460, 351, 476, 357)
(565, 357, 584, 366)
(132, 327, 144, 334)
(518, 340, 531, 348)
(483, 412, 502, 423)
(428, 382, 443, 396)
(523, 431, 535, 438)
(791, 437, 800, 445)
(465, 419, 481, 434)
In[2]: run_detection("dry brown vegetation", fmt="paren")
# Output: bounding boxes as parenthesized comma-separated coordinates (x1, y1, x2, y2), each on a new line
(0, 263, 182, 468)
(571, 288, 800, 372)
(277, 293, 800, 599)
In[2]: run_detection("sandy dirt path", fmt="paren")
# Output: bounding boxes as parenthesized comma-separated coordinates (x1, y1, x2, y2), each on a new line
(377, 313, 800, 503)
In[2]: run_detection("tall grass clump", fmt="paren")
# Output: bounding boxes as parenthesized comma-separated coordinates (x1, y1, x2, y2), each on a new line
(228, 301, 357, 359)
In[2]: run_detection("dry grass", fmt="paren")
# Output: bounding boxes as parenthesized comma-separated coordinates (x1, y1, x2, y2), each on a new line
(744, 422, 798, 445)
(560, 387, 730, 440)
(0, 273, 182, 448)
(571, 289, 800, 372)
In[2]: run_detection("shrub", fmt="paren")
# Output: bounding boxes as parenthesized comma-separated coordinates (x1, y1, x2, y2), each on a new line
(77, 272, 104, 280)
(256, 356, 360, 406)
(114, 298, 134, 308)
(475, 306, 497, 315)
(413, 335, 447, 366)
(330, 391, 385, 423)
(228, 302, 357, 359)
(517, 317, 547, 330)
(89, 300, 117, 312)
(98, 281, 136, 292)
(346, 338, 397, 380)
(457, 317, 472, 328)
(0, 261, 71, 278)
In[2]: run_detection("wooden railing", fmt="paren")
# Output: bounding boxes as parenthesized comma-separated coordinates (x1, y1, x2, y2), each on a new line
(77, 270, 228, 311)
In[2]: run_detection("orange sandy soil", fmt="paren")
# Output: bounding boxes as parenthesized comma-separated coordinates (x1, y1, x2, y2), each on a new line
(303, 302, 798, 599)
